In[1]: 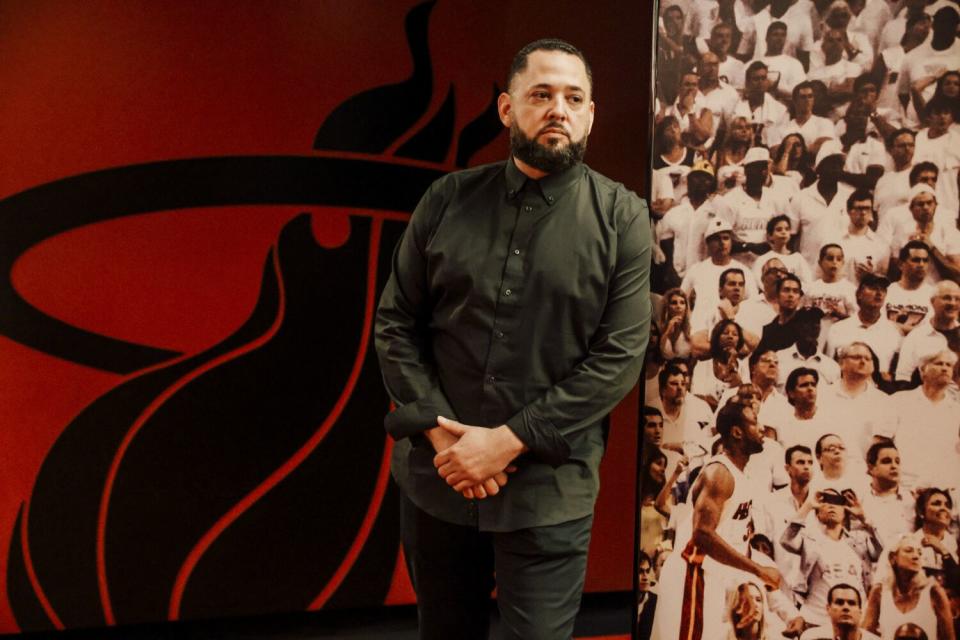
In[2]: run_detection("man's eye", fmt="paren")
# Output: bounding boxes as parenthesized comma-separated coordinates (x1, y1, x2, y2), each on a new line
(569, 95, 584, 104)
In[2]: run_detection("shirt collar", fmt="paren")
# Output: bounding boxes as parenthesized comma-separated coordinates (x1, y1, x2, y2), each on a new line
(505, 156, 584, 205)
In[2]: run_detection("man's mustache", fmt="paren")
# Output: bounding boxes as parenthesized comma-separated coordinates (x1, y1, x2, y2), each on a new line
(538, 122, 570, 137)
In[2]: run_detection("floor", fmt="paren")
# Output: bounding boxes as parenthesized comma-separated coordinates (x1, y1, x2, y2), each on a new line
(10, 592, 632, 639)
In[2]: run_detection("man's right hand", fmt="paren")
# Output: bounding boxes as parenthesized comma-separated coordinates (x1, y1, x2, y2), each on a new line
(755, 564, 782, 591)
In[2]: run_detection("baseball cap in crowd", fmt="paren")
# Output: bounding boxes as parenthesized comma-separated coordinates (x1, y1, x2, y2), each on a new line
(689, 158, 715, 177)
(705, 217, 734, 240)
(743, 147, 771, 166)
(908, 183, 938, 203)
(858, 273, 890, 291)
(815, 140, 845, 169)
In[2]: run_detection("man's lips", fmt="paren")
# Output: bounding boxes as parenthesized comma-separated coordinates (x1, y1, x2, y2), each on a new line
(540, 126, 568, 137)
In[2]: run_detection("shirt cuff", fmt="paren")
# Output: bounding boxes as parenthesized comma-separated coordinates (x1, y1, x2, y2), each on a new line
(384, 386, 455, 441)
(505, 410, 571, 468)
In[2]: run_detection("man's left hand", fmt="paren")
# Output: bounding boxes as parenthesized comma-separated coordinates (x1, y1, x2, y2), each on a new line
(433, 417, 526, 492)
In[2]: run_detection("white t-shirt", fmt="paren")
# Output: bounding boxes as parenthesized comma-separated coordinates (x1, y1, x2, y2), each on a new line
(681, 257, 760, 315)
(888, 219, 960, 284)
(715, 185, 795, 247)
(824, 314, 903, 374)
(776, 347, 841, 392)
(884, 281, 934, 333)
(900, 38, 960, 104)
(757, 54, 807, 95)
(791, 182, 855, 269)
(753, 251, 814, 287)
(732, 94, 789, 147)
(894, 317, 955, 382)
(810, 31, 874, 72)
(822, 382, 896, 466)
(836, 229, 890, 283)
(878, 387, 960, 490)
(769, 115, 837, 149)
(873, 165, 911, 222)
(844, 137, 889, 174)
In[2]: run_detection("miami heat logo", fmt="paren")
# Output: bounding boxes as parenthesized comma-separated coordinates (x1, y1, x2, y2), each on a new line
(2, 2, 503, 632)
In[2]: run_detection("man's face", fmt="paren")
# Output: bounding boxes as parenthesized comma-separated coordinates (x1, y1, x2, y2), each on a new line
(680, 73, 699, 96)
(709, 26, 733, 55)
(902, 248, 930, 281)
(868, 447, 900, 486)
(638, 560, 654, 592)
(786, 450, 814, 484)
(739, 409, 765, 455)
(761, 262, 786, 293)
(841, 345, 874, 378)
(688, 171, 713, 198)
(745, 160, 769, 185)
(752, 351, 779, 386)
(746, 67, 768, 98)
(661, 373, 687, 403)
(915, 169, 938, 189)
(828, 588, 862, 628)
(921, 353, 957, 386)
(789, 374, 817, 407)
(767, 26, 787, 55)
(643, 416, 664, 446)
(700, 53, 720, 83)
(890, 133, 915, 166)
(930, 107, 955, 134)
(847, 198, 874, 230)
(499, 50, 594, 174)
(794, 87, 815, 116)
(817, 501, 845, 525)
(857, 282, 886, 312)
(818, 435, 845, 469)
(778, 279, 802, 310)
(707, 232, 732, 260)
(822, 29, 845, 60)
(932, 283, 960, 323)
(845, 106, 870, 139)
(910, 193, 937, 225)
(818, 155, 844, 181)
(720, 273, 746, 305)
(856, 82, 879, 109)
(819, 247, 844, 279)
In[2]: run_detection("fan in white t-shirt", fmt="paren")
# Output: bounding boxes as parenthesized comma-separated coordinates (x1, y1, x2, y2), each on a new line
(885, 240, 934, 336)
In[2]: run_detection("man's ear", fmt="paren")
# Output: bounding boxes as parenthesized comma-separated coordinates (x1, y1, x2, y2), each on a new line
(497, 92, 512, 128)
(587, 100, 595, 135)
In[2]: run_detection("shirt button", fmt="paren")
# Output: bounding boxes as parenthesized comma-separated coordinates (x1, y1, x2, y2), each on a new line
(495, 330, 505, 338)
(547, 196, 555, 203)
(513, 249, 520, 255)
(524, 206, 532, 212)
(486, 375, 496, 384)
(504, 289, 512, 296)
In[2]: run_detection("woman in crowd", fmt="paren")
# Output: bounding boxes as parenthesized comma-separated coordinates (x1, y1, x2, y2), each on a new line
(690, 319, 750, 411)
(725, 582, 779, 640)
(863, 532, 955, 640)
(711, 116, 753, 191)
(659, 287, 694, 360)
(772, 133, 816, 187)
(914, 488, 959, 580)
(639, 447, 670, 558)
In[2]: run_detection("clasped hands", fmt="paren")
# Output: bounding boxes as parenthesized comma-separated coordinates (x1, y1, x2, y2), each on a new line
(426, 416, 525, 500)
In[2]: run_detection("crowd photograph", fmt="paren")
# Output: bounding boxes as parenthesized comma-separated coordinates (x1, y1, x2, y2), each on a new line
(639, 1, 960, 639)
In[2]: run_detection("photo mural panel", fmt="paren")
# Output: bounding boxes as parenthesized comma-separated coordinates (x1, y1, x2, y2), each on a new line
(0, 1, 650, 633)
(639, 1, 960, 639)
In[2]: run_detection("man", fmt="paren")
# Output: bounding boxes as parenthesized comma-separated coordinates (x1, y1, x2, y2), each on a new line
(885, 241, 934, 336)
(835, 75, 899, 146)
(652, 360, 715, 453)
(707, 22, 746, 90)
(714, 147, 794, 268)
(861, 440, 915, 547)
(642, 405, 684, 478)
(778, 368, 837, 452)
(738, 258, 785, 336)
(822, 342, 894, 462)
(754, 21, 807, 103)
(887, 184, 960, 284)
(759, 274, 826, 355)
(740, 0, 814, 66)
(732, 61, 789, 147)
(799, 584, 881, 640)
(652, 399, 782, 640)
(807, 28, 862, 122)
(877, 161, 941, 242)
(833, 190, 889, 283)
(659, 158, 717, 279)
(896, 280, 960, 383)
(697, 52, 739, 143)
(636, 551, 658, 640)
(770, 81, 836, 151)
(899, 4, 960, 119)
(839, 102, 887, 189)
(812, 433, 870, 498)
(791, 140, 855, 269)
(881, 350, 960, 491)
(777, 314, 841, 389)
(681, 217, 759, 316)
(691, 267, 760, 355)
(873, 129, 917, 224)
(825, 275, 901, 377)
(665, 70, 714, 147)
(375, 39, 650, 639)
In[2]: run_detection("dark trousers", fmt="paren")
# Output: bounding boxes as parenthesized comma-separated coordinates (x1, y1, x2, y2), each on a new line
(400, 495, 593, 640)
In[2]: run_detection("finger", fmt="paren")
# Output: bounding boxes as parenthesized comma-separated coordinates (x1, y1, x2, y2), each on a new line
(436, 416, 466, 436)
(436, 462, 456, 479)
(453, 478, 477, 492)
(445, 471, 469, 487)
(493, 472, 508, 487)
(433, 450, 451, 469)
(474, 484, 487, 499)
(482, 477, 500, 496)
(461, 487, 475, 499)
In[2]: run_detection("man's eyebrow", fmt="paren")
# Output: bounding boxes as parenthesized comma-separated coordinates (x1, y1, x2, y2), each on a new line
(528, 83, 586, 93)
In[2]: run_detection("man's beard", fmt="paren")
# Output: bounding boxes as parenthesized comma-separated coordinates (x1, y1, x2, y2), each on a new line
(745, 437, 764, 455)
(510, 121, 587, 174)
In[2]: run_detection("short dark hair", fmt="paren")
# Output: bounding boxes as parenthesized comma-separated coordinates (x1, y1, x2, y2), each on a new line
(785, 444, 813, 465)
(508, 39, 593, 94)
(768, 21, 788, 34)
(749, 347, 777, 370)
(886, 127, 916, 150)
(899, 239, 931, 262)
(828, 583, 862, 608)
(716, 397, 752, 441)
(853, 73, 878, 94)
(642, 405, 663, 421)
(775, 272, 803, 294)
(866, 438, 897, 466)
(819, 243, 843, 261)
(766, 214, 791, 236)
(638, 549, 653, 568)
(786, 367, 818, 394)
(658, 359, 689, 388)
(846, 189, 873, 211)
(926, 94, 954, 118)
(815, 432, 841, 457)
(719, 267, 746, 289)
(792, 80, 816, 103)
(909, 161, 939, 185)
(746, 60, 768, 79)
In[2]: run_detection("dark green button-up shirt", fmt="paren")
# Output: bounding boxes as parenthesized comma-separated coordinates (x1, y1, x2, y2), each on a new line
(375, 157, 651, 531)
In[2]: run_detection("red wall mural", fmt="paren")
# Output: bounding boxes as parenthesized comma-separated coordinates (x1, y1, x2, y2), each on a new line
(0, 1, 651, 633)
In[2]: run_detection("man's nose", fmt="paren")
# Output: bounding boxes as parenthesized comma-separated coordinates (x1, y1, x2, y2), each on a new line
(546, 96, 568, 120)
